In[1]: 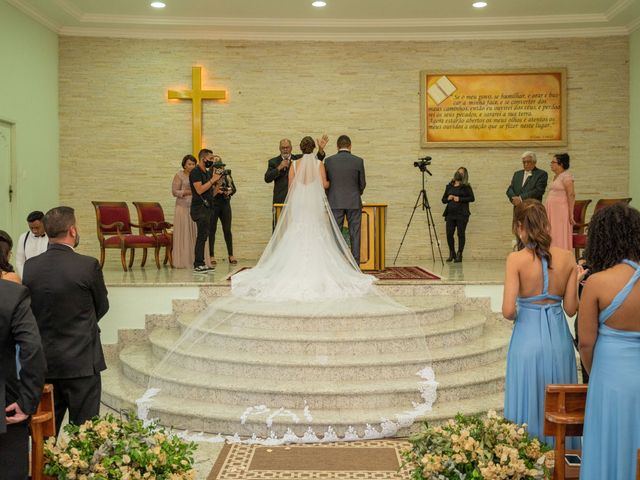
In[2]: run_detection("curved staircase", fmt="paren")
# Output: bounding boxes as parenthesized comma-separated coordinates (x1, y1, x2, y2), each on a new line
(102, 283, 510, 438)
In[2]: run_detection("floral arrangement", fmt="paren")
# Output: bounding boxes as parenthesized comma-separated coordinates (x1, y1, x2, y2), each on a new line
(44, 412, 197, 480)
(402, 411, 554, 480)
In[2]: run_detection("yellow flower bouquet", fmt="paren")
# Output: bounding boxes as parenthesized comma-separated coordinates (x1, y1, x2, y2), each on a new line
(402, 411, 554, 480)
(44, 413, 197, 479)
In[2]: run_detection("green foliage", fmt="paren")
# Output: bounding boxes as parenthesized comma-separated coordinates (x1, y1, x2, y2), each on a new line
(402, 411, 554, 480)
(44, 412, 197, 479)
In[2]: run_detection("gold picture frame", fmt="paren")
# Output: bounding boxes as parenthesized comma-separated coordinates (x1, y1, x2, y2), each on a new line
(421, 69, 567, 148)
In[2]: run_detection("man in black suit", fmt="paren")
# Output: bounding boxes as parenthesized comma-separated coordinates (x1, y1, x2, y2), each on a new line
(0, 280, 46, 479)
(324, 135, 366, 265)
(23, 206, 109, 434)
(506, 151, 548, 206)
(265, 138, 326, 229)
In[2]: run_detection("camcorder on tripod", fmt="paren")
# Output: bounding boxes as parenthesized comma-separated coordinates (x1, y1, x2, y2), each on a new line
(413, 156, 433, 175)
(393, 156, 444, 265)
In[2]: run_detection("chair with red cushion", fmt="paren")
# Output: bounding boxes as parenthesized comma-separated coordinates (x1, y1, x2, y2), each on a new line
(572, 199, 591, 259)
(132, 201, 173, 268)
(573, 197, 632, 259)
(91, 201, 160, 271)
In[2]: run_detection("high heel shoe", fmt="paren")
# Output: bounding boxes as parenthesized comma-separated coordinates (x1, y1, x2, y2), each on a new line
(454, 252, 463, 263)
(446, 251, 455, 262)
(228, 256, 238, 265)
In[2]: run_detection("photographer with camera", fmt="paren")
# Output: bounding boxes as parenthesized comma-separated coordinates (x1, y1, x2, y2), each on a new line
(208, 156, 237, 265)
(189, 148, 223, 274)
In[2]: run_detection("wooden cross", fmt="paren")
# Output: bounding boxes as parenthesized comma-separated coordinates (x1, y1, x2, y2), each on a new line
(168, 66, 226, 157)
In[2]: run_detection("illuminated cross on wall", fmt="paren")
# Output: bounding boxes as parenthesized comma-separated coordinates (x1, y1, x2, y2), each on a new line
(168, 66, 226, 157)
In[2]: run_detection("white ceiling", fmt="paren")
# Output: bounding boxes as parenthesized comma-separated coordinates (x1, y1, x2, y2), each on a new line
(6, 0, 640, 41)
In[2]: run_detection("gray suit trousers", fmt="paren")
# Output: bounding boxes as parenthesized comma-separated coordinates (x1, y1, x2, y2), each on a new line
(332, 208, 361, 265)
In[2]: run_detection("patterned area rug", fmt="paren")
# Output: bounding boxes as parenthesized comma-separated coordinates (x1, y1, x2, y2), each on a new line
(207, 439, 412, 479)
(372, 266, 440, 280)
(227, 266, 439, 281)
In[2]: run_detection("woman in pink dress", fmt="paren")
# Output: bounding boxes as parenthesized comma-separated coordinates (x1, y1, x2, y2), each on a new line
(545, 153, 575, 250)
(171, 155, 198, 268)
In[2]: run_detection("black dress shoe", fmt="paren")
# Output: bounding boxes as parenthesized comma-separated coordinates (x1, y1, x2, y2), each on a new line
(454, 252, 463, 263)
(446, 253, 455, 262)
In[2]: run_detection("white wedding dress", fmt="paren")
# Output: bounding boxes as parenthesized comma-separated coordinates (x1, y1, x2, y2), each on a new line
(232, 153, 374, 301)
(142, 151, 437, 445)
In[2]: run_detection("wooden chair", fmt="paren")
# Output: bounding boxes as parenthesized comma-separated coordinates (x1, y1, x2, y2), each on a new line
(31, 384, 55, 480)
(132, 202, 173, 268)
(544, 384, 588, 480)
(91, 201, 160, 271)
(572, 199, 591, 259)
(572, 198, 632, 259)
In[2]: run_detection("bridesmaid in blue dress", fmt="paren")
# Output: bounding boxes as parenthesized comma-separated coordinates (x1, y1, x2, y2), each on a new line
(502, 199, 581, 447)
(579, 203, 640, 480)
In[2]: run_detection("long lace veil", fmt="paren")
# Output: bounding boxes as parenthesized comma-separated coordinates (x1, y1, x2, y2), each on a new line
(141, 150, 437, 444)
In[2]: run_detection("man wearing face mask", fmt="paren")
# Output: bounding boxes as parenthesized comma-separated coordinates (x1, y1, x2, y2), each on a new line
(190, 148, 223, 273)
(22, 206, 109, 434)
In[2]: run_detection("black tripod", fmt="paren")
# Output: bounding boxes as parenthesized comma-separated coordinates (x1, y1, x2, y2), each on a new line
(393, 168, 444, 265)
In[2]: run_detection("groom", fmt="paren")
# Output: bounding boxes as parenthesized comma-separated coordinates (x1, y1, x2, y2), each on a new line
(324, 135, 366, 265)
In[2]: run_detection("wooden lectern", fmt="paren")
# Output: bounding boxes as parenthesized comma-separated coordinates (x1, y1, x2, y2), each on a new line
(273, 203, 387, 271)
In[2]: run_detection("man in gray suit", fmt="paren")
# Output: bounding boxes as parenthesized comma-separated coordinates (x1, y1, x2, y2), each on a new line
(324, 135, 366, 265)
(506, 151, 548, 206)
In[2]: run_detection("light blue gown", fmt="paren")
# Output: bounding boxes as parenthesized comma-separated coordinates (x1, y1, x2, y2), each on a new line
(504, 257, 580, 448)
(580, 259, 640, 480)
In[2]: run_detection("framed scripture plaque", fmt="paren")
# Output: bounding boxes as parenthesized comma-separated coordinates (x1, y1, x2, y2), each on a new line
(421, 69, 567, 148)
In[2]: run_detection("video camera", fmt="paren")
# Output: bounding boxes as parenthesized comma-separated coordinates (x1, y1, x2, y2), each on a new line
(413, 156, 433, 175)
(211, 160, 232, 177)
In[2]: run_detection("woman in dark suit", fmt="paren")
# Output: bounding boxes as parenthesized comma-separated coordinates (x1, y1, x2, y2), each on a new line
(442, 167, 474, 262)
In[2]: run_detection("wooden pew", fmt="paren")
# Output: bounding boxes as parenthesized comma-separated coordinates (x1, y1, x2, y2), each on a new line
(30, 384, 55, 480)
(544, 384, 588, 480)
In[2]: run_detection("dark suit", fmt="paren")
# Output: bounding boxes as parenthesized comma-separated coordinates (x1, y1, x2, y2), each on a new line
(506, 167, 548, 203)
(324, 150, 366, 264)
(0, 281, 46, 479)
(23, 244, 109, 434)
(265, 153, 302, 205)
(266, 151, 326, 230)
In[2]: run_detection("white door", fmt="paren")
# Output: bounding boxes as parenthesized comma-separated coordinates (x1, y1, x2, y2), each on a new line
(0, 121, 14, 230)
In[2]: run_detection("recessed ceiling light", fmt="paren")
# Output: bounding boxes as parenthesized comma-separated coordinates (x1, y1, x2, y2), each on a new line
(312, 1, 327, 7)
(472, 1, 487, 8)
(150, 2, 166, 8)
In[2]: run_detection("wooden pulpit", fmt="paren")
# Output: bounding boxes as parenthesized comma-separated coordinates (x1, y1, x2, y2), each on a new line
(273, 203, 387, 271)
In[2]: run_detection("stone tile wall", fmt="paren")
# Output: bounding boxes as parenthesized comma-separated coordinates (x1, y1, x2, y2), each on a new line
(59, 36, 629, 264)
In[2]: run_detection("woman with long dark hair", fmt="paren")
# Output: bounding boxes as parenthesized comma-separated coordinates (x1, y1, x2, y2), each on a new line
(579, 203, 640, 479)
(502, 199, 581, 447)
(0, 230, 21, 284)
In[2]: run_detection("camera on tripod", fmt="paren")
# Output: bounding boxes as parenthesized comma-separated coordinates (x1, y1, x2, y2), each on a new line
(413, 156, 433, 175)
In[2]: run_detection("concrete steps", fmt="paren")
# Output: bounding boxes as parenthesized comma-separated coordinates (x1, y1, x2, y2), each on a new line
(102, 288, 510, 438)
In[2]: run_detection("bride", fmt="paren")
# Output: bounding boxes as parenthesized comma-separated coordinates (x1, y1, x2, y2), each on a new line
(231, 135, 374, 302)
(144, 135, 437, 444)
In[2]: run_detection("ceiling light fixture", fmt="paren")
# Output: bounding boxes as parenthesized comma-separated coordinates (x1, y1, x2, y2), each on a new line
(472, 1, 487, 8)
(150, 2, 166, 8)
(312, 1, 327, 7)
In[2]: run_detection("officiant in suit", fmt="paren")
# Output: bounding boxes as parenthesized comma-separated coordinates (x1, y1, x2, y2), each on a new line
(324, 135, 366, 265)
(22, 206, 109, 435)
(506, 151, 548, 206)
(1, 280, 46, 479)
(265, 138, 326, 229)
